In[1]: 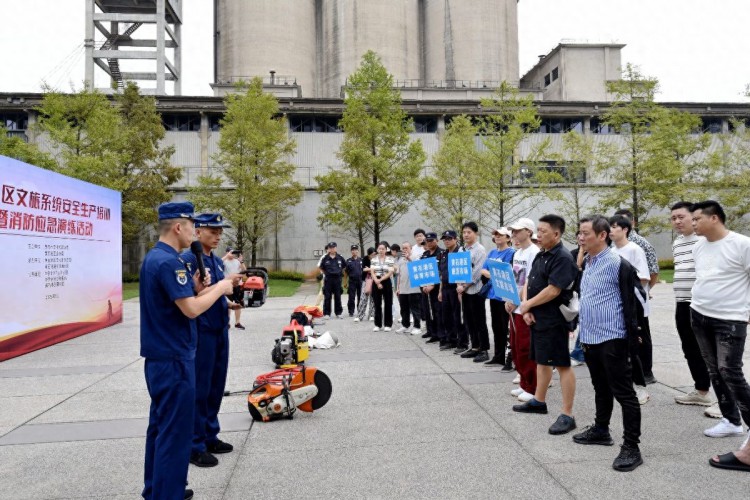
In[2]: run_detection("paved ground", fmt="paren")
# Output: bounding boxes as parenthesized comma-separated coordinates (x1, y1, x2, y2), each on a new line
(1, 283, 749, 499)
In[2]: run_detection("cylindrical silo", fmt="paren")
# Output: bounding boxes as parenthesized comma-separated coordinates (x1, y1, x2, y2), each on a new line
(424, 0, 519, 86)
(320, 0, 421, 98)
(215, 0, 317, 96)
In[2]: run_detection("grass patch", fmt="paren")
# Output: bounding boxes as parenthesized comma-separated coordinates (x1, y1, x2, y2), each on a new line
(659, 269, 674, 283)
(122, 278, 303, 300)
(123, 282, 140, 300)
(268, 279, 302, 297)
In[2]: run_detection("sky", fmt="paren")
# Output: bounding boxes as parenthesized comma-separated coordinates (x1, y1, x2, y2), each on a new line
(1, 0, 748, 102)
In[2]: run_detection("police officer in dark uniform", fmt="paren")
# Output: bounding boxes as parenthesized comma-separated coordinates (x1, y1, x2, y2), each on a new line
(438, 230, 464, 351)
(345, 244, 363, 317)
(420, 232, 444, 343)
(319, 241, 346, 318)
(140, 202, 234, 500)
(181, 213, 237, 468)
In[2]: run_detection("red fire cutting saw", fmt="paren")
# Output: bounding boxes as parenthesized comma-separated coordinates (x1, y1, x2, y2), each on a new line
(247, 365, 332, 422)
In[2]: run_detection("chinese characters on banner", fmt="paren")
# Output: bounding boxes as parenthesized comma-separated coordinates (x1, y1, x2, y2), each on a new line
(486, 260, 521, 304)
(448, 251, 472, 283)
(407, 257, 440, 286)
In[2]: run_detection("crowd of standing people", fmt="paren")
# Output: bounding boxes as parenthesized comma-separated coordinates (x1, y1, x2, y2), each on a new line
(322, 200, 750, 473)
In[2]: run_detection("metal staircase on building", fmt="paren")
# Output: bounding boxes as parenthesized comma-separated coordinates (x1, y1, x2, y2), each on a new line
(101, 22, 142, 90)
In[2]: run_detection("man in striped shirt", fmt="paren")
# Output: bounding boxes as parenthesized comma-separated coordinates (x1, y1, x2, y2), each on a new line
(670, 201, 713, 407)
(573, 215, 643, 472)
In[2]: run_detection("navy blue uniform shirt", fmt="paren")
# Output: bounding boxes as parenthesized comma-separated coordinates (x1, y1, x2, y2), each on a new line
(345, 257, 363, 280)
(439, 246, 461, 287)
(181, 250, 229, 334)
(320, 253, 346, 276)
(140, 241, 197, 360)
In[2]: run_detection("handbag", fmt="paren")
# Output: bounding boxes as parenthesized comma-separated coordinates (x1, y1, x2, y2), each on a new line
(559, 291, 579, 322)
(477, 278, 492, 299)
(364, 276, 373, 294)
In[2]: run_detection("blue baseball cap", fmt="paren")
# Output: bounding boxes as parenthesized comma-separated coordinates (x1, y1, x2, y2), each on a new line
(195, 213, 231, 228)
(424, 232, 438, 240)
(158, 202, 194, 221)
(440, 230, 458, 240)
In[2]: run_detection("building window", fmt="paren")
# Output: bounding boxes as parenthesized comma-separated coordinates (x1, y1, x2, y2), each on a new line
(1, 112, 28, 131)
(551, 67, 559, 82)
(590, 118, 617, 135)
(288, 115, 342, 133)
(208, 114, 223, 131)
(520, 161, 586, 184)
(537, 118, 583, 134)
(162, 113, 201, 131)
(544, 73, 551, 87)
(699, 117, 723, 134)
(413, 116, 438, 133)
(728, 117, 750, 132)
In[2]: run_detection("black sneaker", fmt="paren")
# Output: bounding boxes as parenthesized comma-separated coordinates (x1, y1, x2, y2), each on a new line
(190, 450, 218, 467)
(421, 332, 432, 339)
(484, 357, 503, 366)
(612, 444, 643, 472)
(185, 489, 194, 500)
(644, 373, 657, 385)
(426, 337, 440, 344)
(549, 414, 577, 435)
(512, 399, 548, 414)
(460, 349, 480, 359)
(453, 345, 469, 355)
(501, 361, 515, 373)
(572, 425, 615, 446)
(440, 343, 455, 351)
(235, 323, 245, 330)
(473, 351, 490, 363)
(207, 439, 234, 454)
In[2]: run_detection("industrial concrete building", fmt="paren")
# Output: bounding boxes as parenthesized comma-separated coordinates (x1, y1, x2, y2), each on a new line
(3, 1, 750, 273)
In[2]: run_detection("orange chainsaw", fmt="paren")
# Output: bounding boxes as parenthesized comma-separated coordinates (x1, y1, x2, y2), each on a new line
(247, 365, 332, 422)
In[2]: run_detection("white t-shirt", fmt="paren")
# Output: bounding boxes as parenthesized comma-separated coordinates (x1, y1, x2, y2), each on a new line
(511, 243, 539, 312)
(612, 241, 650, 317)
(691, 231, 750, 322)
(224, 258, 242, 275)
(411, 244, 425, 261)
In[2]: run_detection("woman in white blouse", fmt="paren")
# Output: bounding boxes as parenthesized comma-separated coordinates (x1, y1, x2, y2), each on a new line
(370, 241, 396, 331)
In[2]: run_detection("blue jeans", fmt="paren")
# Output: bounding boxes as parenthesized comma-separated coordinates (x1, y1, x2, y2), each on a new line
(691, 309, 750, 428)
(570, 333, 585, 362)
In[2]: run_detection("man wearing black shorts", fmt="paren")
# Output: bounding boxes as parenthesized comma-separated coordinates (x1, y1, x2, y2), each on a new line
(514, 214, 578, 436)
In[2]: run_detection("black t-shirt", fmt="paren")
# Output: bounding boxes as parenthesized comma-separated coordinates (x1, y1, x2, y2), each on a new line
(527, 241, 577, 328)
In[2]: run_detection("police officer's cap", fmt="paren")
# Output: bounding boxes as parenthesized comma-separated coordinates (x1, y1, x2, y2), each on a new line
(328, 241, 337, 248)
(195, 213, 231, 228)
(424, 232, 438, 241)
(158, 202, 195, 221)
(351, 244, 359, 250)
(440, 230, 458, 240)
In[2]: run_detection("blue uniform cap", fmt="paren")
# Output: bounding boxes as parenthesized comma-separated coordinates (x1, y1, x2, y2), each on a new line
(440, 230, 457, 240)
(158, 202, 195, 221)
(424, 232, 438, 240)
(195, 213, 231, 228)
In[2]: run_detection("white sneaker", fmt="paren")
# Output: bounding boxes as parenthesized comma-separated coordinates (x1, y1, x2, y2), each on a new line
(384, 327, 392, 332)
(353, 317, 360, 322)
(704, 418, 744, 438)
(635, 386, 650, 405)
(336, 314, 344, 319)
(517, 390, 534, 402)
(511, 388, 524, 397)
(369, 316, 374, 321)
(373, 327, 382, 332)
(571, 359, 585, 367)
(395, 326, 407, 333)
(409, 328, 421, 336)
(704, 402, 722, 419)
(324, 315, 331, 320)
(675, 390, 714, 406)
(512, 374, 521, 384)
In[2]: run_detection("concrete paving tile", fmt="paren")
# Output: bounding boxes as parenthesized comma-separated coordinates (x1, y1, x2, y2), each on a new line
(80, 371, 147, 393)
(0, 364, 127, 378)
(185, 431, 249, 491)
(0, 427, 11, 438)
(311, 357, 445, 379)
(546, 452, 750, 499)
(0, 373, 106, 397)
(227, 439, 572, 500)
(245, 397, 506, 453)
(28, 390, 152, 424)
(308, 349, 425, 362)
(0, 394, 70, 428)
(0, 437, 144, 499)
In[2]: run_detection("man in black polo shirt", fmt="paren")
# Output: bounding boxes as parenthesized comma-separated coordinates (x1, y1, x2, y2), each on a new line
(319, 242, 346, 319)
(514, 214, 578, 436)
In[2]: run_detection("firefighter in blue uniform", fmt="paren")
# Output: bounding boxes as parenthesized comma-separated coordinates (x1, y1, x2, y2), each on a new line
(345, 244, 363, 317)
(140, 202, 233, 500)
(319, 241, 346, 318)
(181, 213, 237, 468)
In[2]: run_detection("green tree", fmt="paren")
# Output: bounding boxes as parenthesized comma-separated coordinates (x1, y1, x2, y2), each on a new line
(35, 83, 180, 244)
(549, 131, 618, 243)
(595, 64, 708, 234)
(0, 133, 57, 170)
(422, 115, 484, 231)
(317, 51, 426, 246)
(189, 78, 301, 266)
(478, 81, 551, 229)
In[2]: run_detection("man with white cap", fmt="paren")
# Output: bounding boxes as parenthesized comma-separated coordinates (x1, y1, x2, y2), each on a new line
(505, 218, 540, 403)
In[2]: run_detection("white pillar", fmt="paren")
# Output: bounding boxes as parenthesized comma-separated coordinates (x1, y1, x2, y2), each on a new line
(84, 0, 95, 90)
(156, 0, 166, 95)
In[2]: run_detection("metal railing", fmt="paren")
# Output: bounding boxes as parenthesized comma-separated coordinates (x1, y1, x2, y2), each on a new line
(216, 75, 298, 86)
